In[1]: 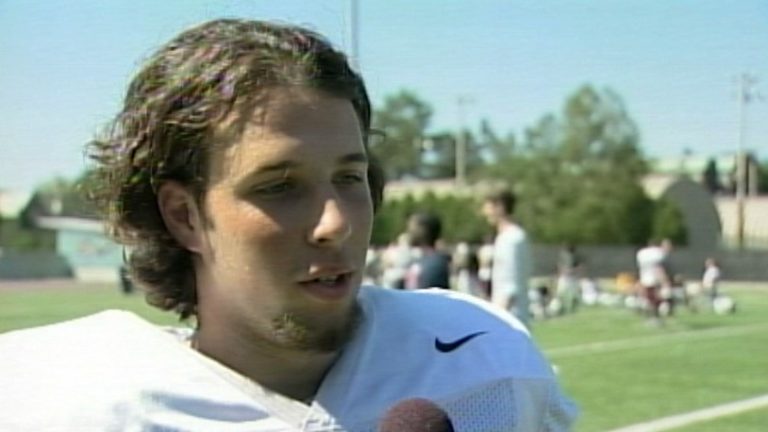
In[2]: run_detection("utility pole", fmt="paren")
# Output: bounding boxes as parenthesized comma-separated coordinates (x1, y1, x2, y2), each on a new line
(455, 95, 473, 185)
(347, 0, 360, 70)
(734, 73, 760, 250)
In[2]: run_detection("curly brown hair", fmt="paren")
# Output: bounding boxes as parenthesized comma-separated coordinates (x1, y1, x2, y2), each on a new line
(87, 19, 385, 320)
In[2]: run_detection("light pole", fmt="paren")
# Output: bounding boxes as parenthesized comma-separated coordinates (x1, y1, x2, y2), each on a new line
(347, 0, 359, 70)
(455, 95, 474, 184)
(734, 73, 759, 250)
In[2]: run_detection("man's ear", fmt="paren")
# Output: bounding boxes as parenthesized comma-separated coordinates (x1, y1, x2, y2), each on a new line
(157, 181, 206, 253)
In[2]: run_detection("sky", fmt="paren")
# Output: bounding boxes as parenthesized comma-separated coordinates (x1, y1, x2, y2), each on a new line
(1, 0, 766, 191)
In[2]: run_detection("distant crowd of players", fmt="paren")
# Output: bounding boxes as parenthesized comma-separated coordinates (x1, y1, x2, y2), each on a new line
(361, 232, 732, 325)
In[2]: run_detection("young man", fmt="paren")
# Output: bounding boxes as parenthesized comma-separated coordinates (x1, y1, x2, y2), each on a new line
(404, 211, 451, 290)
(482, 189, 532, 327)
(0, 19, 576, 430)
(636, 238, 673, 324)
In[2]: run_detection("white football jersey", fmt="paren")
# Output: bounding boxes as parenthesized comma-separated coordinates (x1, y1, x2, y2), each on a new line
(0, 286, 577, 431)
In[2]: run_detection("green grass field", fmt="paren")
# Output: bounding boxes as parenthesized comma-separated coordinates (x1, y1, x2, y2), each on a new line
(532, 282, 768, 431)
(1, 280, 766, 431)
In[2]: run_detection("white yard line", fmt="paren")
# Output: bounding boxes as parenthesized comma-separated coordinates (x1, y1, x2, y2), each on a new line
(544, 323, 768, 359)
(606, 393, 768, 432)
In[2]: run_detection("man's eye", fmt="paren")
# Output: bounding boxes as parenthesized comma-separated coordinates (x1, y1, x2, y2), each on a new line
(335, 171, 366, 185)
(255, 181, 295, 196)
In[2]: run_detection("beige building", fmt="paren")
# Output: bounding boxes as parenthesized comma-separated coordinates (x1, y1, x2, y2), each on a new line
(715, 196, 768, 249)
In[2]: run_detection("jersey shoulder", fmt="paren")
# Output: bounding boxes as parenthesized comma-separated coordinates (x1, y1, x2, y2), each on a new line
(323, 288, 567, 428)
(358, 286, 551, 378)
(0, 311, 282, 430)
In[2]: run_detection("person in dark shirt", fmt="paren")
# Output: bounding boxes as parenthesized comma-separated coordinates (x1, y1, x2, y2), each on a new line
(404, 211, 451, 289)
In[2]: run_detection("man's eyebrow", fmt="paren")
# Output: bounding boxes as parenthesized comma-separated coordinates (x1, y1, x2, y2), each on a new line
(240, 153, 367, 183)
(339, 152, 368, 164)
(254, 160, 300, 173)
(236, 161, 298, 187)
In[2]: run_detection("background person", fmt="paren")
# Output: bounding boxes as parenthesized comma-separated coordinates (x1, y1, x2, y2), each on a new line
(403, 211, 451, 290)
(454, 244, 487, 299)
(481, 189, 532, 327)
(702, 257, 722, 302)
(635, 239, 673, 324)
(555, 243, 582, 314)
(380, 232, 414, 289)
(477, 234, 495, 298)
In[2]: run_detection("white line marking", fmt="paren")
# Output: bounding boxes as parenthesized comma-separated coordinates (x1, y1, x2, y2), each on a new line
(606, 393, 768, 432)
(544, 323, 768, 358)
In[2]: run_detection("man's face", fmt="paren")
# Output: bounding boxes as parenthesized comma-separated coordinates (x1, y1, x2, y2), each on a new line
(405, 215, 424, 247)
(195, 87, 373, 353)
(481, 200, 501, 226)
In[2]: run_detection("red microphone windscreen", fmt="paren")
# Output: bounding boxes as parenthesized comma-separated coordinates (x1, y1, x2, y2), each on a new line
(378, 398, 455, 432)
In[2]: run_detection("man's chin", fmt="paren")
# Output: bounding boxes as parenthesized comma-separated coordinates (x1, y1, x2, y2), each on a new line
(269, 302, 361, 353)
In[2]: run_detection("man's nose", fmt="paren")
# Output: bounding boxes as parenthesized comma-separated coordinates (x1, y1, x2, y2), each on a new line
(308, 193, 352, 247)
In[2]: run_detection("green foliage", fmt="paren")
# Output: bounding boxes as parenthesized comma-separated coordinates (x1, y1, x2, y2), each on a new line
(371, 90, 433, 180)
(371, 194, 416, 245)
(513, 168, 655, 245)
(478, 118, 517, 164)
(758, 160, 768, 194)
(369, 84, 662, 246)
(371, 90, 491, 181)
(702, 158, 722, 193)
(560, 86, 646, 178)
(652, 198, 688, 245)
(418, 132, 456, 179)
(0, 217, 56, 251)
(487, 85, 653, 245)
(371, 193, 489, 245)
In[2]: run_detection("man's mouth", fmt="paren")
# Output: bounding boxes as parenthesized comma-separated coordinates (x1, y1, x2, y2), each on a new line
(298, 272, 354, 302)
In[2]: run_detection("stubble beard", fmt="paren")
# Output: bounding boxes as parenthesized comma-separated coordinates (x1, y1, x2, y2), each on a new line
(268, 301, 362, 353)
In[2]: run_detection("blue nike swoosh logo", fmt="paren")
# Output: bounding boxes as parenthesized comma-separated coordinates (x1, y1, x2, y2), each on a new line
(434, 331, 488, 353)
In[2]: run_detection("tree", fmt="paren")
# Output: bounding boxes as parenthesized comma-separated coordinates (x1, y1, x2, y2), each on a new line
(473, 119, 518, 180)
(652, 198, 688, 245)
(487, 84, 653, 245)
(759, 159, 768, 194)
(371, 193, 489, 246)
(371, 90, 433, 180)
(559, 85, 646, 179)
(478, 118, 516, 162)
(702, 158, 722, 194)
(418, 132, 456, 179)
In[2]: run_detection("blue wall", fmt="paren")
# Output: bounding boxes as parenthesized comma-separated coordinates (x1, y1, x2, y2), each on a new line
(56, 230, 123, 268)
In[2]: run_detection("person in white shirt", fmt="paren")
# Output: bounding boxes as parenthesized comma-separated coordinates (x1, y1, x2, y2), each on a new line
(481, 189, 532, 327)
(635, 239, 672, 323)
(381, 233, 414, 289)
(0, 19, 576, 431)
(702, 257, 722, 301)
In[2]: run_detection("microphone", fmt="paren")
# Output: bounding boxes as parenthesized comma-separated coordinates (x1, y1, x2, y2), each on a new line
(378, 398, 455, 432)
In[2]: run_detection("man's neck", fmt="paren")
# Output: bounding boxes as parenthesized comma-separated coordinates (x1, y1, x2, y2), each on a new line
(418, 245, 438, 254)
(497, 216, 516, 231)
(193, 323, 339, 402)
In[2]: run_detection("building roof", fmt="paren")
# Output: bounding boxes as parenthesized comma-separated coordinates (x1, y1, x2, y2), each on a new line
(34, 216, 105, 233)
